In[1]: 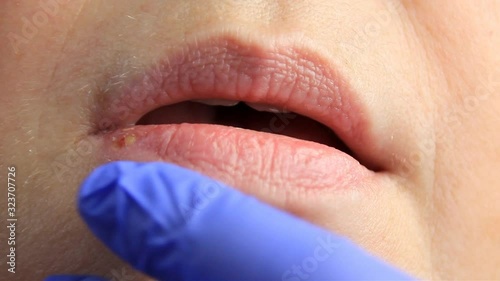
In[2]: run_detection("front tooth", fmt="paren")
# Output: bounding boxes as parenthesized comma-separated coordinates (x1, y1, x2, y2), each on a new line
(246, 102, 290, 113)
(192, 99, 240, 106)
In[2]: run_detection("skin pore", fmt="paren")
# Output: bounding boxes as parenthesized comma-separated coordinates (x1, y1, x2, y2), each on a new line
(1, 0, 499, 280)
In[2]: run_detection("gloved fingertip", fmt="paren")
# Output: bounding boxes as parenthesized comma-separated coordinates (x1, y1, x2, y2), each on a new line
(76, 161, 415, 281)
(78, 161, 138, 202)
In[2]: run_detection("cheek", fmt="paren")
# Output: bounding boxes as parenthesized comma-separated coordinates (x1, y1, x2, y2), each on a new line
(14, 160, 162, 280)
(4, 1, 85, 54)
(2, 1, 87, 103)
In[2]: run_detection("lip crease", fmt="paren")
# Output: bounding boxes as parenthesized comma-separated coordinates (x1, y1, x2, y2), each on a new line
(90, 35, 379, 194)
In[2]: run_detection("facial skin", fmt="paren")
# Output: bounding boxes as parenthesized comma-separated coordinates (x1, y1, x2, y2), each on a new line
(1, 0, 499, 280)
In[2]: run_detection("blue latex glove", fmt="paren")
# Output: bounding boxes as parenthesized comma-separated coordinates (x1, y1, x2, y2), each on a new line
(46, 161, 414, 281)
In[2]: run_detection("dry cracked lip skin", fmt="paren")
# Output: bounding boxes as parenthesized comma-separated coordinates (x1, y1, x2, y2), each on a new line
(88, 35, 379, 194)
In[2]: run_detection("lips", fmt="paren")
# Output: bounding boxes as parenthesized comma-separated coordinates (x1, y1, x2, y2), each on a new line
(90, 35, 379, 198)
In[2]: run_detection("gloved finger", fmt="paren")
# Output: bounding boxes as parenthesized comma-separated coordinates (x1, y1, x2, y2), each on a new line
(44, 275, 108, 281)
(79, 161, 414, 281)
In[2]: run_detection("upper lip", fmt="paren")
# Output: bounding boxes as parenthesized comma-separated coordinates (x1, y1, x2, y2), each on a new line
(93, 35, 373, 168)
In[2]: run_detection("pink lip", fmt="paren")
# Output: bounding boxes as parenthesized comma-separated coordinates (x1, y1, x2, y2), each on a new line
(91, 36, 377, 193)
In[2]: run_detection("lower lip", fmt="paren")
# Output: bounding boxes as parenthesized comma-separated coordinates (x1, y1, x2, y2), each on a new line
(95, 124, 374, 193)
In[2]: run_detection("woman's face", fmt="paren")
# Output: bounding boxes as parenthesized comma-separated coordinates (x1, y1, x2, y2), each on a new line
(1, 1, 499, 280)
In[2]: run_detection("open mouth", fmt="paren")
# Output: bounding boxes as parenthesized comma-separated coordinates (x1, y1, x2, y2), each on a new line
(92, 35, 378, 195)
(136, 100, 353, 155)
